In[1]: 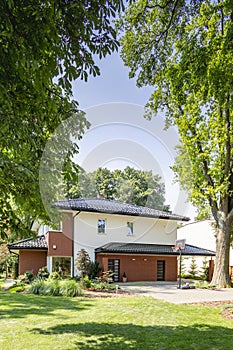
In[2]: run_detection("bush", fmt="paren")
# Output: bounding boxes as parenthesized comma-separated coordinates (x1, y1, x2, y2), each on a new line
(49, 271, 62, 280)
(88, 261, 102, 279)
(82, 275, 92, 289)
(16, 271, 35, 285)
(44, 279, 61, 296)
(26, 279, 46, 295)
(37, 267, 50, 280)
(60, 280, 83, 297)
(26, 279, 83, 297)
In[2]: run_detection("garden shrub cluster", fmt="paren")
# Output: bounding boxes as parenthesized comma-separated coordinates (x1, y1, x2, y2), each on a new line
(26, 278, 83, 297)
(5, 265, 118, 296)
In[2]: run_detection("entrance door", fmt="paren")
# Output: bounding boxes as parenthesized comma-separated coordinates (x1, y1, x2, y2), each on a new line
(108, 259, 120, 282)
(157, 260, 165, 281)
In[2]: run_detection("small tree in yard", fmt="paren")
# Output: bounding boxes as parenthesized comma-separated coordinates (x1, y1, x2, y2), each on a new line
(75, 249, 91, 278)
(188, 257, 199, 279)
(200, 257, 209, 281)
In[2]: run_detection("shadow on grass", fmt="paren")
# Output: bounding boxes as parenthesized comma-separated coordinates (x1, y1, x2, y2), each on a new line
(0, 291, 92, 319)
(32, 322, 233, 349)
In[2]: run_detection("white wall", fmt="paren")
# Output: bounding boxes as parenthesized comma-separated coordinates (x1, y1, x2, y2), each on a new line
(73, 212, 177, 267)
(178, 219, 233, 267)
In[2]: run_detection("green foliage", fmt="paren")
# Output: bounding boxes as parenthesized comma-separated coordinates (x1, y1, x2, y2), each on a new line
(87, 261, 103, 280)
(17, 271, 35, 285)
(95, 270, 114, 284)
(75, 249, 91, 278)
(49, 272, 62, 280)
(119, 0, 233, 287)
(26, 279, 46, 295)
(60, 279, 83, 297)
(37, 267, 50, 280)
(0, 0, 124, 238)
(26, 278, 83, 297)
(200, 257, 209, 281)
(188, 257, 199, 279)
(66, 166, 170, 210)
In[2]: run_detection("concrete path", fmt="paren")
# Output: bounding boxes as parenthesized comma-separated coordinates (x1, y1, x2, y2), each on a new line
(119, 281, 233, 304)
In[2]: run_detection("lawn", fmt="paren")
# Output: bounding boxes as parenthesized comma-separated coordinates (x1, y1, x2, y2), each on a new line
(0, 289, 233, 350)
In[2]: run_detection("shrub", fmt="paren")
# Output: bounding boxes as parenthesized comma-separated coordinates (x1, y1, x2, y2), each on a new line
(82, 275, 92, 289)
(60, 280, 83, 297)
(26, 279, 46, 295)
(49, 271, 62, 280)
(87, 261, 102, 279)
(16, 271, 35, 285)
(44, 279, 61, 296)
(37, 267, 50, 280)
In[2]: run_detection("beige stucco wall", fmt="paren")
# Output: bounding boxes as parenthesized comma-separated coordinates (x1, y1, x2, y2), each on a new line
(73, 212, 177, 266)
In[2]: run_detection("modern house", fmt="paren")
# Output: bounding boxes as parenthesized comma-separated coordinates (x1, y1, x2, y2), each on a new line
(8, 198, 215, 282)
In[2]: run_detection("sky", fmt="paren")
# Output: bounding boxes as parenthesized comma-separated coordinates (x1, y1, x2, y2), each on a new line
(71, 52, 196, 220)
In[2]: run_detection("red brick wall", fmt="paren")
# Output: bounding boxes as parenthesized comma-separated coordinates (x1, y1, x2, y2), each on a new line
(19, 251, 47, 275)
(62, 212, 73, 240)
(47, 231, 72, 257)
(96, 254, 177, 282)
(46, 212, 73, 257)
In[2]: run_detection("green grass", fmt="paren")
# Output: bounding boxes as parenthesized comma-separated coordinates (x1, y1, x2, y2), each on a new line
(0, 290, 233, 350)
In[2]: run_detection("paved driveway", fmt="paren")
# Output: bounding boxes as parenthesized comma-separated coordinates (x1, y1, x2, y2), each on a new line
(119, 281, 233, 304)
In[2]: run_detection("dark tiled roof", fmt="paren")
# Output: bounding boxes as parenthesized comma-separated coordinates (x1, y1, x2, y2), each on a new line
(95, 242, 215, 256)
(53, 198, 190, 222)
(8, 235, 48, 250)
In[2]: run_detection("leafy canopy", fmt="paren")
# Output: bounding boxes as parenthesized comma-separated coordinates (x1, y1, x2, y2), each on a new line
(119, 0, 233, 286)
(0, 0, 124, 239)
(66, 166, 170, 211)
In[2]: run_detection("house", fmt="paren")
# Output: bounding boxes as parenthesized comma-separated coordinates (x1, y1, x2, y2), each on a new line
(177, 220, 233, 278)
(8, 198, 215, 282)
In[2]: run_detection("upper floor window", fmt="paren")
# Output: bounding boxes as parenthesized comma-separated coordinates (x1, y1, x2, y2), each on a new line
(127, 222, 134, 235)
(98, 219, 106, 234)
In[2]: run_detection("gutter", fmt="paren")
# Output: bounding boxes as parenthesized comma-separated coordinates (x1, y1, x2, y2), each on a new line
(72, 211, 80, 277)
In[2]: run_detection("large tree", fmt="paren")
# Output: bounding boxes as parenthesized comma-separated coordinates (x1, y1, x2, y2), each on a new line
(119, 0, 233, 286)
(66, 166, 170, 210)
(0, 0, 124, 239)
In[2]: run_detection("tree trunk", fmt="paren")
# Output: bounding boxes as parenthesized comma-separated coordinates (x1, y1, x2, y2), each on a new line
(211, 217, 231, 287)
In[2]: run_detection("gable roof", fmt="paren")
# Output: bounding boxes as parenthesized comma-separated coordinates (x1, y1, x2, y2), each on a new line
(95, 242, 215, 256)
(8, 235, 48, 250)
(53, 198, 190, 222)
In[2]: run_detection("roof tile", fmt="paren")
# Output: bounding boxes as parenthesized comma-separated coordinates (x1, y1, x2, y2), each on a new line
(95, 242, 215, 256)
(8, 235, 48, 250)
(53, 198, 190, 222)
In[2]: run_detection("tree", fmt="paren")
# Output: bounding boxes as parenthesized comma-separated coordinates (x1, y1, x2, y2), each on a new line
(188, 257, 199, 279)
(75, 249, 91, 278)
(66, 166, 170, 210)
(0, 0, 124, 239)
(119, 1, 233, 287)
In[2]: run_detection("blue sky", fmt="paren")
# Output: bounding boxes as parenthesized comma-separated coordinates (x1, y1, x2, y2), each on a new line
(71, 52, 196, 220)
(73, 52, 152, 108)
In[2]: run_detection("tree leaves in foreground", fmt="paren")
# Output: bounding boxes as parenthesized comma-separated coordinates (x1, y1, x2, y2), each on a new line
(119, 0, 233, 286)
(0, 0, 124, 240)
(66, 166, 170, 211)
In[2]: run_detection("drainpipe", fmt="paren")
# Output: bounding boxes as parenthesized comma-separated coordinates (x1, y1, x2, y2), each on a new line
(72, 211, 80, 277)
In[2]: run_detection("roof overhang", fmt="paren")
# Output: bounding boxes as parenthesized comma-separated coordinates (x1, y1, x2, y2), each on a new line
(53, 198, 190, 222)
(95, 242, 215, 257)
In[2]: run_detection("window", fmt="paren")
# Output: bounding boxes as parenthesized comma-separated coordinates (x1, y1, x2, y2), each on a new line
(98, 219, 106, 234)
(108, 259, 120, 282)
(52, 257, 71, 277)
(127, 222, 134, 235)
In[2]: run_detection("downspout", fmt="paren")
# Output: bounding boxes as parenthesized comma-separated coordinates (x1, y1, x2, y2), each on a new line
(72, 211, 80, 277)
